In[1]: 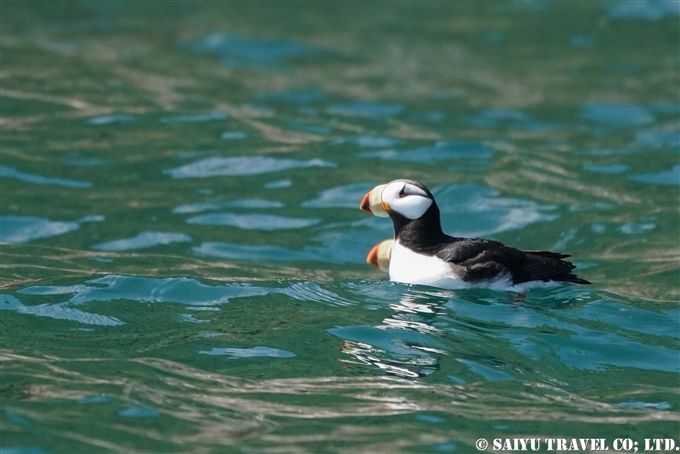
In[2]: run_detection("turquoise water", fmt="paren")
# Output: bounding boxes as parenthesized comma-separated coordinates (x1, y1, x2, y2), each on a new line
(1, 2, 679, 453)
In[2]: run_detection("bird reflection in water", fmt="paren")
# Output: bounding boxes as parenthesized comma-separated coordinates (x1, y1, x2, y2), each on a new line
(335, 290, 453, 378)
(338, 340, 440, 378)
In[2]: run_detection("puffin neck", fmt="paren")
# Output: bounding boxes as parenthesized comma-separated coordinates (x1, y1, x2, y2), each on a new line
(390, 203, 448, 252)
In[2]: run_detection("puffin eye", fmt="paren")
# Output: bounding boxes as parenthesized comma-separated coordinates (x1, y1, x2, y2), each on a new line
(398, 186, 407, 198)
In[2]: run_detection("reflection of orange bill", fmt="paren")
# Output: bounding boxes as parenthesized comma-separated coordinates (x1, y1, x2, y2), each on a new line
(366, 239, 393, 272)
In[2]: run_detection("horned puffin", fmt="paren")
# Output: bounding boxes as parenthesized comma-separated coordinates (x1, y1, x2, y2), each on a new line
(360, 179, 590, 292)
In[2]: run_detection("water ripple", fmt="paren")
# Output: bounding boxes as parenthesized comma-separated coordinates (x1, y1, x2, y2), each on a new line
(581, 103, 655, 127)
(118, 407, 160, 418)
(582, 163, 630, 174)
(635, 129, 680, 148)
(194, 227, 383, 264)
(84, 114, 138, 125)
(160, 113, 229, 123)
(173, 199, 284, 213)
(256, 89, 326, 104)
(199, 346, 296, 358)
(433, 184, 558, 237)
(180, 32, 320, 68)
(0, 295, 124, 326)
(17, 276, 358, 309)
(327, 102, 405, 118)
(282, 282, 357, 307)
(331, 135, 404, 148)
(603, 0, 680, 20)
(92, 231, 192, 251)
(221, 131, 248, 139)
(165, 156, 336, 178)
(194, 241, 315, 262)
(0, 165, 91, 189)
(20, 275, 269, 307)
(264, 179, 292, 189)
(187, 213, 320, 230)
(629, 165, 680, 185)
(361, 141, 495, 164)
(0, 215, 80, 243)
(461, 109, 562, 131)
(301, 182, 376, 208)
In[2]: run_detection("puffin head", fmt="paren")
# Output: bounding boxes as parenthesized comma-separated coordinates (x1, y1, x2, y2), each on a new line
(360, 184, 389, 217)
(361, 179, 434, 220)
(366, 239, 393, 272)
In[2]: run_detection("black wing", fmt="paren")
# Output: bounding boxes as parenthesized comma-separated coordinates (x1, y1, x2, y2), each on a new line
(435, 238, 590, 285)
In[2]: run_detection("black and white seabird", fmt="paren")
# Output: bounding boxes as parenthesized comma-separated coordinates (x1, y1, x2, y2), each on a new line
(360, 179, 591, 291)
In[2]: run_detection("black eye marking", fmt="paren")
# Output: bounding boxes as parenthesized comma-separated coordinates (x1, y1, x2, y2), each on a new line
(399, 185, 407, 198)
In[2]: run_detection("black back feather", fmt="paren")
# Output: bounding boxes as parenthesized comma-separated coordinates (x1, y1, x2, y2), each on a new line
(431, 238, 590, 285)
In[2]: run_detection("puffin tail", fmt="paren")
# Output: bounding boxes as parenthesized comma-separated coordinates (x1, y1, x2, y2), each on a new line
(554, 274, 592, 285)
(523, 250, 571, 260)
(520, 250, 592, 285)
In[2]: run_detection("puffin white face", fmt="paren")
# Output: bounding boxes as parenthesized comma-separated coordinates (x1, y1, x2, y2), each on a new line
(381, 181, 432, 220)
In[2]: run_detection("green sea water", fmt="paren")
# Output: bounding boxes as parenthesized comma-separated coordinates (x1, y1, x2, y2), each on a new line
(1, 2, 679, 453)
